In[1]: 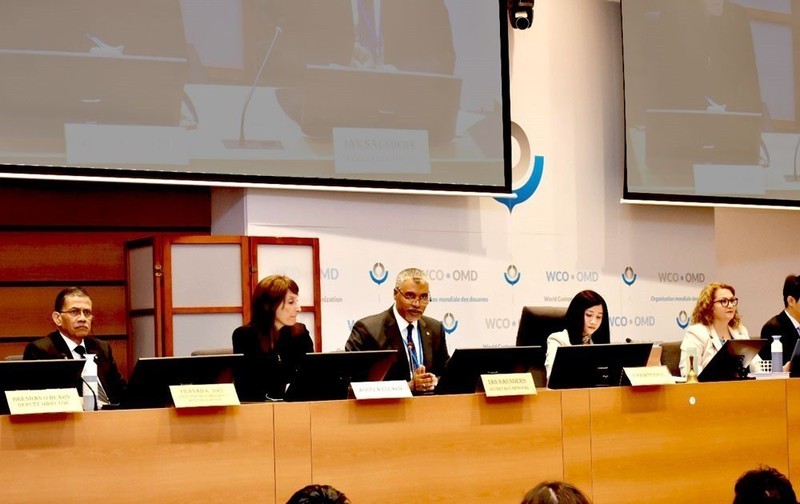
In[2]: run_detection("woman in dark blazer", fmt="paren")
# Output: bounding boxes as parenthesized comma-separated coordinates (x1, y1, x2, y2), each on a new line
(232, 274, 313, 401)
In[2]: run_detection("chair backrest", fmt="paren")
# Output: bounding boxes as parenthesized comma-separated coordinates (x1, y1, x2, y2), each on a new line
(516, 306, 568, 348)
(659, 341, 682, 376)
(190, 347, 234, 357)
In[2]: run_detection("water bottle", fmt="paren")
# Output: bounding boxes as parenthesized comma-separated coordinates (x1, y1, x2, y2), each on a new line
(771, 335, 783, 374)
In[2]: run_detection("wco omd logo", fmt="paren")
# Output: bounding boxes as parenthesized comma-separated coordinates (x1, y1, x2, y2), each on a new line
(621, 266, 637, 287)
(504, 264, 521, 286)
(676, 310, 690, 329)
(494, 122, 545, 213)
(443, 313, 458, 335)
(369, 262, 389, 285)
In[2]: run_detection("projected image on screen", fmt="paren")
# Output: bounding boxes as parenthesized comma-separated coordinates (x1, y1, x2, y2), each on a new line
(622, 0, 800, 205)
(0, 0, 509, 192)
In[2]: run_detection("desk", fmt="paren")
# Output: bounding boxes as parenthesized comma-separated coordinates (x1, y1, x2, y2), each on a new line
(0, 382, 797, 504)
(0, 404, 275, 503)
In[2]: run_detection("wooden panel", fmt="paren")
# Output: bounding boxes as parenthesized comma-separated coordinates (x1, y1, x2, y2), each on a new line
(274, 402, 313, 503)
(561, 388, 592, 496)
(0, 285, 127, 337)
(0, 403, 275, 504)
(589, 381, 789, 504)
(0, 231, 153, 281)
(308, 393, 564, 504)
(787, 380, 800, 490)
(0, 181, 210, 229)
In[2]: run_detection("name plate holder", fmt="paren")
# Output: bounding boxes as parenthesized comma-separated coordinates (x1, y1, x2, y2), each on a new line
(480, 373, 537, 397)
(623, 366, 676, 386)
(350, 380, 413, 400)
(6, 388, 83, 415)
(169, 383, 240, 408)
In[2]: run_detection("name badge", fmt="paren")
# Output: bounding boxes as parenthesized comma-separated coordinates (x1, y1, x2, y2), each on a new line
(6, 388, 83, 415)
(169, 383, 240, 408)
(481, 373, 537, 397)
(351, 380, 413, 400)
(623, 366, 676, 386)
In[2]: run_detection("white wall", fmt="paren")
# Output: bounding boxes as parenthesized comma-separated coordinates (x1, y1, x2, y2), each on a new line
(212, 0, 799, 351)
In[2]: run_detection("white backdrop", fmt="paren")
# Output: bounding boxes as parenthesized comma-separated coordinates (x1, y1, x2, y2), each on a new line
(211, 0, 756, 353)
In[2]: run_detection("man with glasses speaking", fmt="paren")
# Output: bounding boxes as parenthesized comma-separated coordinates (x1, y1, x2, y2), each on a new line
(24, 286, 127, 406)
(346, 268, 449, 393)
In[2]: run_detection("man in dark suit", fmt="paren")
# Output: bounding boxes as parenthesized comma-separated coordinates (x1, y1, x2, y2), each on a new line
(346, 267, 449, 393)
(24, 286, 127, 405)
(760, 274, 800, 372)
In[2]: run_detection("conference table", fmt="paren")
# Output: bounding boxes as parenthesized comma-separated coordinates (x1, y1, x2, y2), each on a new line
(1, 379, 797, 503)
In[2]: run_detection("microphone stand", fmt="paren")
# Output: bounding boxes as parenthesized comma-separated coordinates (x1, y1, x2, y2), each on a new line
(224, 26, 284, 150)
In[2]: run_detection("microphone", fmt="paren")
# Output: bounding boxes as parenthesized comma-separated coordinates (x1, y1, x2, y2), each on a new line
(223, 25, 284, 150)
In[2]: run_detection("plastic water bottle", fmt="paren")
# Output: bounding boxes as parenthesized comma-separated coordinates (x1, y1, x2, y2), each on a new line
(771, 335, 783, 374)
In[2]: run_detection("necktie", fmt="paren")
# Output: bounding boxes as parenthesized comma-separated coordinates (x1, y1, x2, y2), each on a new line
(74, 345, 86, 359)
(406, 324, 419, 376)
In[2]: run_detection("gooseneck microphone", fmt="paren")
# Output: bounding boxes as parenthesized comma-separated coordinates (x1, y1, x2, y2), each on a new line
(81, 377, 99, 411)
(224, 25, 283, 150)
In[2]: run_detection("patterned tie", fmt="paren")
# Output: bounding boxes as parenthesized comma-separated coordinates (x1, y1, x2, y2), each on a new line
(74, 345, 86, 359)
(406, 323, 419, 376)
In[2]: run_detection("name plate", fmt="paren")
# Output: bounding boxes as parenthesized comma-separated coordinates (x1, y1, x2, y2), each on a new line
(333, 128, 430, 174)
(169, 384, 240, 408)
(481, 373, 537, 397)
(623, 366, 675, 386)
(6, 388, 83, 415)
(350, 380, 413, 400)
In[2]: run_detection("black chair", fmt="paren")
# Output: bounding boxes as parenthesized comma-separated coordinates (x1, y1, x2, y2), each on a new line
(515, 306, 568, 387)
(659, 341, 682, 377)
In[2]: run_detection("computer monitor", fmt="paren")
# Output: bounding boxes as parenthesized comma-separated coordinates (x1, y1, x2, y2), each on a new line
(122, 354, 243, 409)
(435, 345, 544, 395)
(547, 342, 654, 390)
(698, 339, 767, 382)
(283, 350, 397, 402)
(0, 359, 86, 415)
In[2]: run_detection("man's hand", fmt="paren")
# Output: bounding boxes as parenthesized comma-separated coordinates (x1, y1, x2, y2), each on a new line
(410, 365, 437, 392)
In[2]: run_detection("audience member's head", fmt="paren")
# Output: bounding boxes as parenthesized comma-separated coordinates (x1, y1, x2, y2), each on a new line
(522, 481, 591, 504)
(286, 484, 351, 504)
(733, 466, 798, 504)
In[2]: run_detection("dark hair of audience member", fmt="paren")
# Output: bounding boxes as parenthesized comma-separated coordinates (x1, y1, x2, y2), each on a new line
(733, 466, 798, 504)
(522, 481, 591, 504)
(286, 484, 351, 504)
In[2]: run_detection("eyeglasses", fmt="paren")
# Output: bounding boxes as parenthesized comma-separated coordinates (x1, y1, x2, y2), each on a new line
(713, 297, 738, 308)
(60, 308, 94, 318)
(396, 290, 431, 305)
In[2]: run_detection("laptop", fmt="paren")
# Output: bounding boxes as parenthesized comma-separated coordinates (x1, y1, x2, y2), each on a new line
(0, 0, 188, 146)
(644, 109, 762, 187)
(547, 342, 654, 389)
(0, 359, 86, 415)
(122, 354, 243, 409)
(435, 345, 544, 394)
(698, 339, 767, 382)
(299, 65, 462, 143)
(283, 350, 397, 402)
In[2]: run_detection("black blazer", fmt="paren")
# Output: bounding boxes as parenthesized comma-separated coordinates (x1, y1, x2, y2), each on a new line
(23, 331, 127, 404)
(231, 322, 313, 402)
(345, 307, 449, 382)
(760, 311, 799, 361)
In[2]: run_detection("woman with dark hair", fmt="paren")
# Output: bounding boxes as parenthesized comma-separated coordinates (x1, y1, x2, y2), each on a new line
(680, 281, 760, 377)
(544, 290, 610, 380)
(521, 480, 592, 504)
(232, 274, 313, 401)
